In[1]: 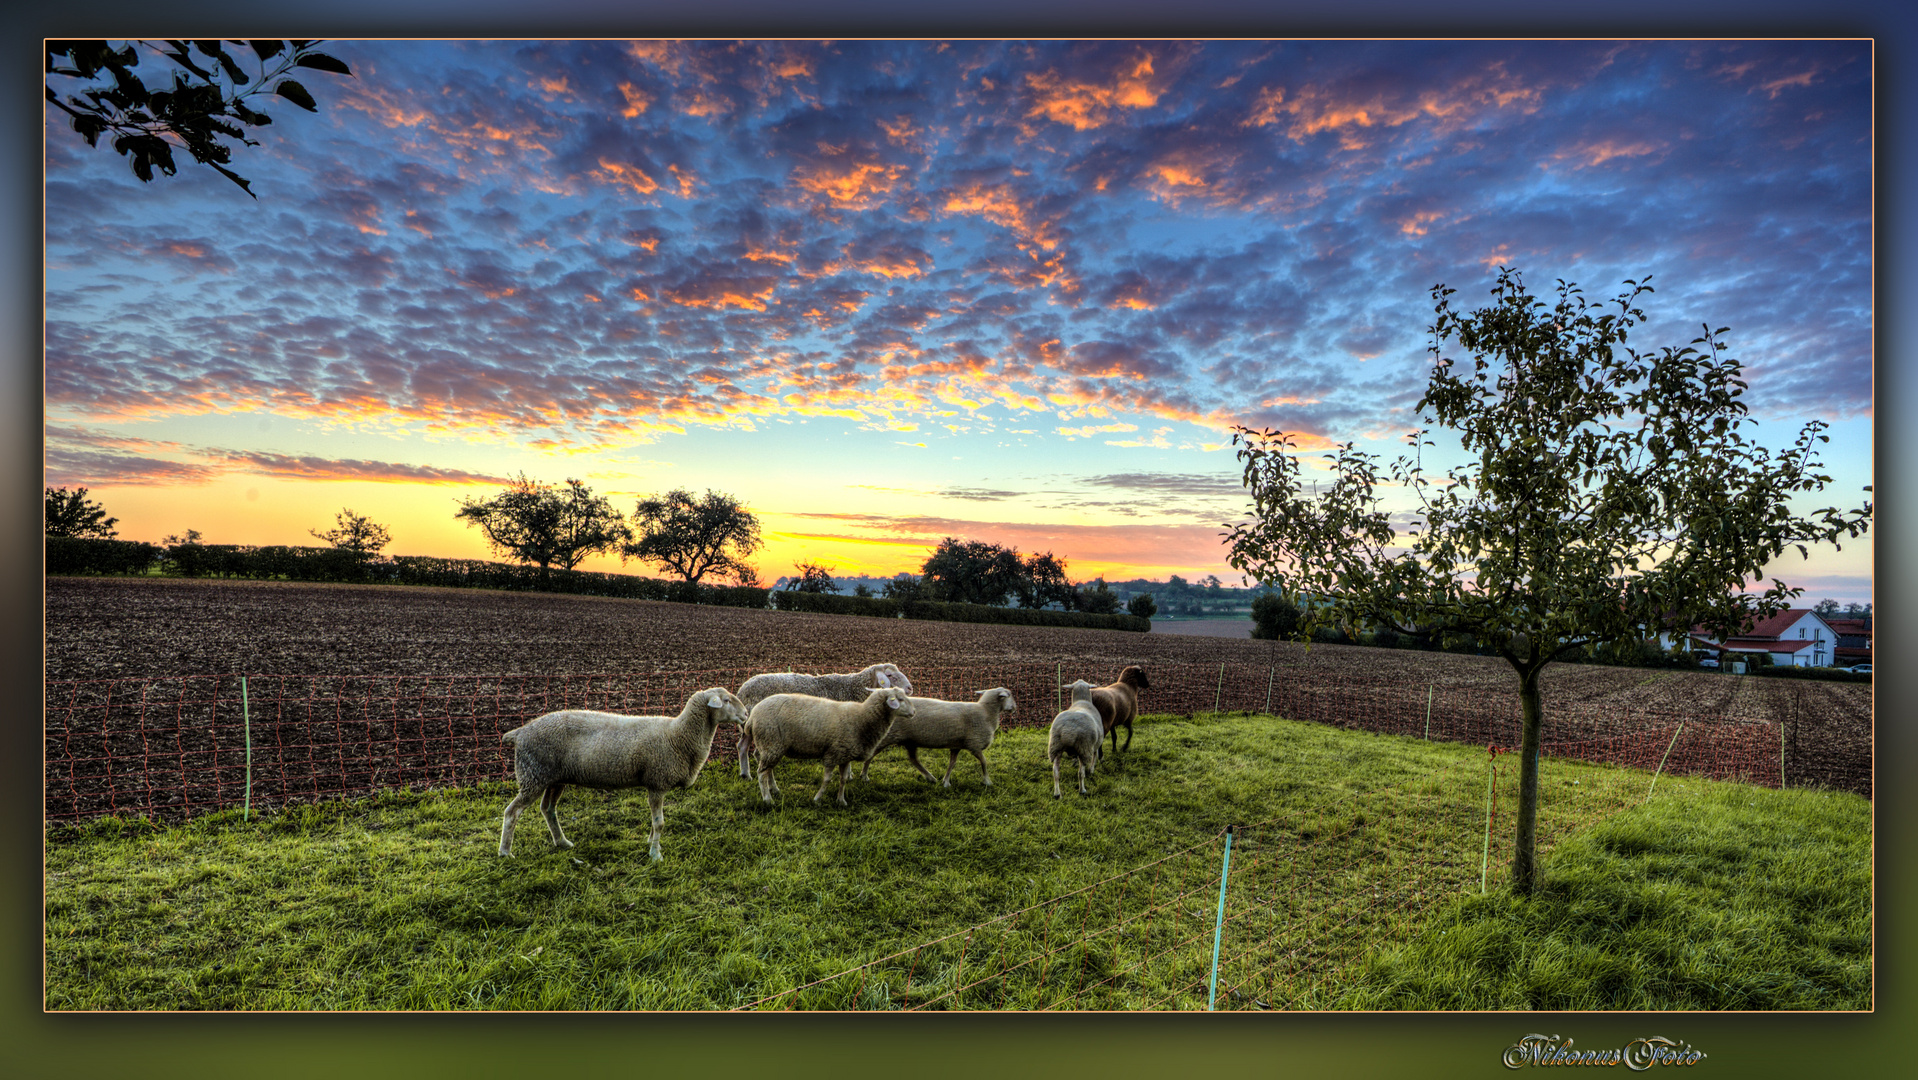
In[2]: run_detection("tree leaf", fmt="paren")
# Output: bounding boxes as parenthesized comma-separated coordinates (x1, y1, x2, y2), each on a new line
(248, 40, 285, 62)
(274, 79, 317, 111)
(294, 52, 353, 76)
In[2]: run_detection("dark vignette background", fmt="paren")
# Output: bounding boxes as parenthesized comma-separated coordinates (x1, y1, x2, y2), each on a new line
(8, 2, 1907, 1078)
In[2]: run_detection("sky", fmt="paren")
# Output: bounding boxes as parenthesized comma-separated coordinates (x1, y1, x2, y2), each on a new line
(42, 39, 1875, 602)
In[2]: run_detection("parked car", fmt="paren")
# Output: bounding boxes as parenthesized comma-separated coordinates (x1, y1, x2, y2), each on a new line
(1695, 655, 1720, 669)
(1844, 664, 1872, 675)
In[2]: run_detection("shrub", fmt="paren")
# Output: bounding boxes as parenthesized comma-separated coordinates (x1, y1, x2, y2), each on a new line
(1753, 665, 1870, 683)
(45, 537, 160, 575)
(773, 592, 902, 618)
(1249, 590, 1300, 640)
(900, 599, 1148, 632)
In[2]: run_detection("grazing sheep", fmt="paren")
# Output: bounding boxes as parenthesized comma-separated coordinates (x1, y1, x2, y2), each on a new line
(497, 687, 747, 862)
(747, 686, 914, 806)
(857, 688, 1016, 787)
(1049, 680, 1104, 798)
(1089, 665, 1151, 756)
(734, 663, 914, 778)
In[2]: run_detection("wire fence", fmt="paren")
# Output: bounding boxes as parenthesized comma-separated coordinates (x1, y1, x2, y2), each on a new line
(737, 746, 1648, 1010)
(44, 660, 1862, 825)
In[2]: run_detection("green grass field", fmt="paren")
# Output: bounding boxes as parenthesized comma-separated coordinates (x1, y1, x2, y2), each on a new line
(43, 712, 1870, 1010)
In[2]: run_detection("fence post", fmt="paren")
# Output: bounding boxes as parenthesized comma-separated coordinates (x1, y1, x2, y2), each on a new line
(1214, 662, 1225, 714)
(1646, 721, 1685, 803)
(1262, 666, 1274, 716)
(1422, 683, 1433, 740)
(1479, 757, 1496, 894)
(1779, 717, 1787, 789)
(1207, 825, 1235, 1011)
(1055, 661, 1062, 715)
(241, 675, 253, 822)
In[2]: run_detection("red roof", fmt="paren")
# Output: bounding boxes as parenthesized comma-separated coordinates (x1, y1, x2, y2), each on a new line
(1724, 636, 1818, 654)
(1739, 608, 1817, 639)
(1824, 618, 1872, 636)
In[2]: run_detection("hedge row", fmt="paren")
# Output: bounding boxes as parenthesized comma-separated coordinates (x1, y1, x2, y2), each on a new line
(44, 538, 771, 609)
(772, 591, 902, 618)
(1751, 665, 1872, 683)
(771, 589, 1150, 631)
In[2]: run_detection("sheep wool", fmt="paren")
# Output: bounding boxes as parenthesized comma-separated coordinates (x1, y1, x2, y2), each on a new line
(734, 662, 914, 778)
(498, 686, 747, 862)
(1048, 679, 1103, 797)
(858, 687, 1016, 787)
(747, 686, 914, 806)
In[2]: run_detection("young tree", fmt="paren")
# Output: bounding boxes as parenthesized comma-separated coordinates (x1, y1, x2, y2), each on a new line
(1248, 590, 1301, 640)
(45, 486, 119, 538)
(1812, 598, 1841, 617)
(784, 561, 839, 593)
(1225, 267, 1871, 895)
(621, 488, 762, 586)
(1078, 577, 1123, 614)
(1016, 551, 1075, 609)
(45, 40, 354, 198)
(455, 474, 628, 583)
(882, 573, 926, 602)
(1126, 591, 1157, 619)
(309, 508, 391, 555)
(920, 538, 1024, 606)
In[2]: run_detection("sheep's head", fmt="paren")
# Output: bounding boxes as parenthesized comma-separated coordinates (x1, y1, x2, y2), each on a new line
(1119, 665, 1150, 690)
(976, 687, 1016, 715)
(1060, 679, 1096, 702)
(868, 685, 916, 720)
(874, 663, 914, 695)
(703, 688, 749, 727)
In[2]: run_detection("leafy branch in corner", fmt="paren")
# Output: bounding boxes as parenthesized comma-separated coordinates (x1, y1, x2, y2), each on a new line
(46, 39, 354, 198)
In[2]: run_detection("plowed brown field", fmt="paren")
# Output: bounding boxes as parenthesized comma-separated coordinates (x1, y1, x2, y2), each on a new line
(45, 577, 1871, 804)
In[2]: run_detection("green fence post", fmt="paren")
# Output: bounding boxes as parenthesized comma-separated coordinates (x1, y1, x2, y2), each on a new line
(1262, 666, 1274, 716)
(1647, 721, 1685, 803)
(1214, 662, 1225, 714)
(241, 675, 253, 822)
(1055, 661, 1062, 715)
(1207, 826, 1235, 1010)
(1422, 683, 1434, 740)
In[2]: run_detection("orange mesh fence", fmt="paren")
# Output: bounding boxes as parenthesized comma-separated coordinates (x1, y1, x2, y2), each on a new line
(45, 661, 1851, 824)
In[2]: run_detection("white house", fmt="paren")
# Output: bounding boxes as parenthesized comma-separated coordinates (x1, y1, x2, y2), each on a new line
(1662, 608, 1841, 668)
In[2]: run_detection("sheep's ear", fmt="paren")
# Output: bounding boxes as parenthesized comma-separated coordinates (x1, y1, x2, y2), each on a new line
(887, 694, 902, 709)
(706, 692, 725, 707)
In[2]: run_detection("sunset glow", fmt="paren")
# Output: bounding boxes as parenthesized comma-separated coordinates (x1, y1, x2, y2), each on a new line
(43, 40, 1873, 602)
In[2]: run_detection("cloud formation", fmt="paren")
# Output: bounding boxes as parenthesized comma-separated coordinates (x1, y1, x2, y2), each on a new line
(45, 40, 1870, 488)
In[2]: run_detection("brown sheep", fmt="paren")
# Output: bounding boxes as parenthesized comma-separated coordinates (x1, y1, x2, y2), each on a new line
(1088, 665, 1150, 756)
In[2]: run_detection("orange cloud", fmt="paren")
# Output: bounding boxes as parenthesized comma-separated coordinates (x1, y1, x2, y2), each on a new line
(595, 158, 661, 195)
(617, 81, 652, 117)
(792, 160, 908, 208)
(1024, 51, 1166, 130)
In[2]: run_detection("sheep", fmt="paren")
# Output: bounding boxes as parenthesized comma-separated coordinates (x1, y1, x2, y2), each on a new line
(857, 688, 1016, 787)
(1088, 665, 1151, 757)
(747, 686, 914, 806)
(497, 687, 747, 863)
(734, 663, 914, 778)
(1048, 680, 1104, 798)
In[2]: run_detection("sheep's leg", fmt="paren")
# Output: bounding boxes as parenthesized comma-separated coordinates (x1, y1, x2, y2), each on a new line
(938, 749, 960, 788)
(973, 749, 991, 787)
(1121, 721, 1133, 754)
(499, 788, 536, 856)
(905, 746, 938, 785)
(757, 756, 780, 804)
(646, 789, 666, 862)
(1051, 754, 1062, 799)
(836, 761, 853, 807)
(1077, 757, 1089, 795)
(539, 783, 573, 849)
(813, 760, 838, 805)
(737, 734, 752, 778)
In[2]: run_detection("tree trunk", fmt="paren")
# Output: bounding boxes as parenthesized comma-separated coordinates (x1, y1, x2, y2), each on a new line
(1511, 667, 1544, 895)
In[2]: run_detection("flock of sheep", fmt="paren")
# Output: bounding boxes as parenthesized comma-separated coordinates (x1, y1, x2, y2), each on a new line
(497, 662, 1152, 862)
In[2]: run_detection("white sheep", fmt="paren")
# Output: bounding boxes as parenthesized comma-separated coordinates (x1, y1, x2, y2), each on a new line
(733, 663, 913, 778)
(1048, 680, 1104, 798)
(497, 686, 747, 862)
(857, 688, 1016, 787)
(747, 686, 914, 806)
